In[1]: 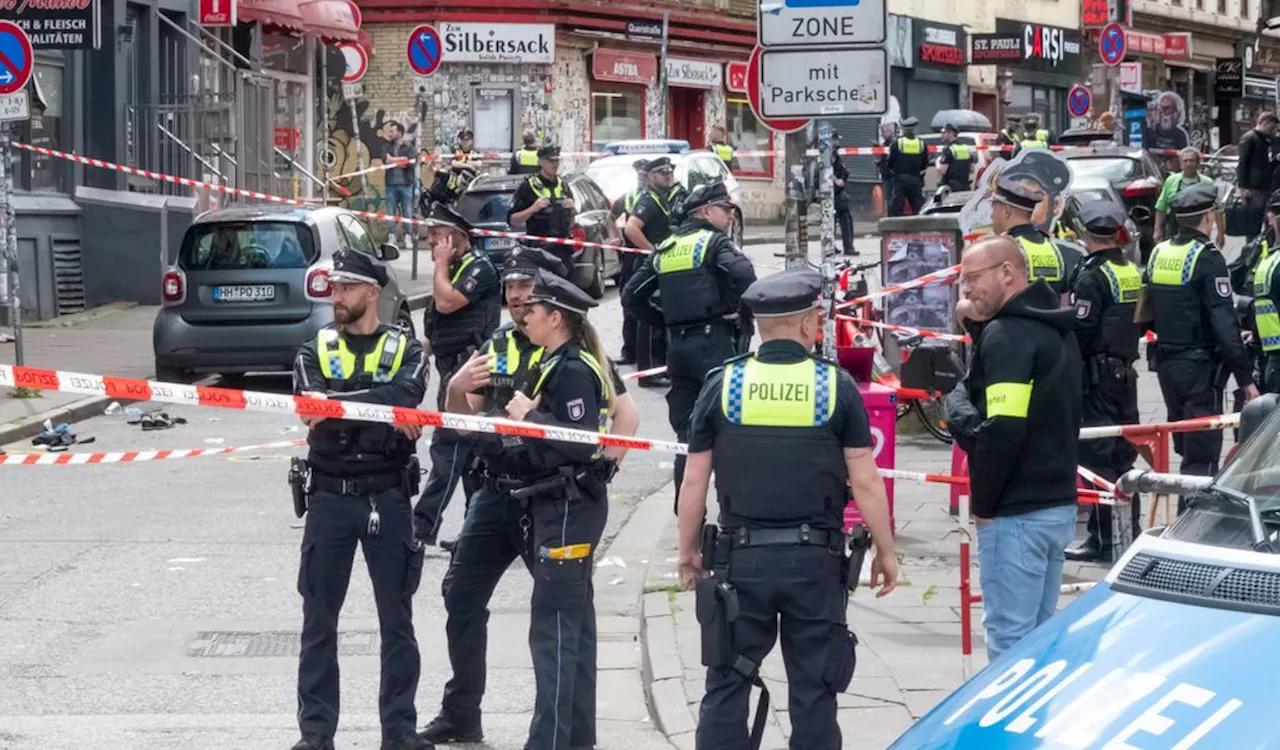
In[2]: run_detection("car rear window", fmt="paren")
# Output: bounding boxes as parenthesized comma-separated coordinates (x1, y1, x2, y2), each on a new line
(456, 191, 514, 224)
(1068, 157, 1140, 182)
(180, 222, 315, 271)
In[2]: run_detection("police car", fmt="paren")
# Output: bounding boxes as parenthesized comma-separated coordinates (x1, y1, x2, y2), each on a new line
(584, 140, 745, 246)
(890, 396, 1280, 749)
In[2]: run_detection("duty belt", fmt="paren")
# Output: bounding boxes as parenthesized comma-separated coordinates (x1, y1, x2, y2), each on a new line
(311, 469, 405, 496)
(728, 524, 843, 550)
(670, 319, 737, 338)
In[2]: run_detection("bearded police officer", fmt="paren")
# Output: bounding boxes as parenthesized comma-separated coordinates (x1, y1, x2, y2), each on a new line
(677, 269, 898, 750)
(886, 116, 928, 216)
(1064, 199, 1145, 562)
(508, 143, 576, 260)
(1145, 183, 1260, 494)
(417, 203, 501, 550)
(622, 181, 757, 512)
(290, 249, 430, 750)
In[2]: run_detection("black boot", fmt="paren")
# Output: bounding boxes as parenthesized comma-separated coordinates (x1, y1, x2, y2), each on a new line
(419, 715, 484, 744)
(291, 736, 334, 750)
(1065, 536, 1107, 563)
(383, 735, 434, 750)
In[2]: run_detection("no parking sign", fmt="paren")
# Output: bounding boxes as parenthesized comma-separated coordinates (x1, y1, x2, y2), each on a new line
(1067, 85, 1091, 118)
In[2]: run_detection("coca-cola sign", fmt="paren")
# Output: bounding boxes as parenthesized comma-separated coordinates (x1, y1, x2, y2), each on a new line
(0, 0, 101, 49)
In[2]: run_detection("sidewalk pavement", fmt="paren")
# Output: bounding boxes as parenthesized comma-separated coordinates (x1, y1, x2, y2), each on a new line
(638, 431, 1120, 750)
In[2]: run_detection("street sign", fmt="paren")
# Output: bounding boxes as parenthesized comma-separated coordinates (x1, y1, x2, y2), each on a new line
(626, 19, 664, 39)
(342, 82, 363, 100)
(198, 0, 237, 26)
(0, 90, 29, 122)
(1100, 22, 1126, 67)
(407, 24, 443, 77)
(347, 0, 362, 29)
(1119, 61, 1142, 92)
(759, 47, 888, 118)
(337, 41, 367, 83)
(1067, 85, 1091, 118)
(746, 46, 808, 133)
(758, 0, 886, 48)
(0, 21, 34, 97)
(726, 60, 749, 93)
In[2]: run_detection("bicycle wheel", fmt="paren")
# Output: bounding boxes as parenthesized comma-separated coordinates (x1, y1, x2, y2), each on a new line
(912, 395, 953, 444)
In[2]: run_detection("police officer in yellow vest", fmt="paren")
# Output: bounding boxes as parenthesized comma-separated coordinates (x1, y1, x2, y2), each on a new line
(987, 176, 1082, 299)
(676, 268, 898, 750)
(1251, 222, 1280, 393)
(1145, 183, 1260, 493)
(997, 113, 1023, 150)
(937, 123, 975, 193)
(509, 131, 540, 176)
(1064, 198, 1145, 563)
(886, 116, 928, 216)
(290, 248, 429, 750)
(622, 181, 757, 512)
(709, 124, 739, 171)
(508, 143, 576, 259)
(1016, 113, 1054, 154)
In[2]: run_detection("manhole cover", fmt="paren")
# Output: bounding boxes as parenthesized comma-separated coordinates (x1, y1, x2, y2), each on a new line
(187, 630, 379, 658)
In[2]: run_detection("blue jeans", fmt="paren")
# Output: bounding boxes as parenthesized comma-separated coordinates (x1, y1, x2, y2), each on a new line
(385, 185, 415, 240)
(977, 503, 1077, 661)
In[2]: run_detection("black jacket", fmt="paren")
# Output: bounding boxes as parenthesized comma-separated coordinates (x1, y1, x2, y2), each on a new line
(946, 281, 1083, 518)
(621, 218, 757, 329)
(1238, 129, 1273, 192)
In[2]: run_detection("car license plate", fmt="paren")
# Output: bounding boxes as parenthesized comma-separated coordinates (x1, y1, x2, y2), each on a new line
(486, 237, 516, 251)
(213, 284, 276, 302)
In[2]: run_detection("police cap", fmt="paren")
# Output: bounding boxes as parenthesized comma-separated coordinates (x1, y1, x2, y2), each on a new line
(1267, 188, 1280, 210)
(942, 123, 958, 134)
(1076, 197, 1127, 237)
(537, 143, 561, 159)
(527, 270, 599, 316)
(1005, 113, 1022, 123)
(423, 201, 473, 235)
(1169, 183, 1218, 218)
(901, 116, 919, 127)
(992, 175, 1045, 212)
(741, 268, 823, 318)
(645, 157, 675, 173)
(330, 248, 389, 287)
(457, 129, 474, 139)
(683, 181, 735, 214)
(632, 158, 650, 172)
(504, 244, 568, 281)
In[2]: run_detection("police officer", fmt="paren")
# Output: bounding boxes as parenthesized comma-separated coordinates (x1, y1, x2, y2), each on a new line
(454, 129, 478, 163)
(937, 123, 975, 193)
(613, 159, 651, 366)
(290, 249, 429, 750)
(708, 124, 739, 171)
(508, 143, 576, 261)
(415, 203, 501, 550)
(886, 116, 928, 216)
(1145, 183, 1260, 494)
(1018, 113, 1053, 152)
(622, 181, 757, 512)
(997, 114, 1023, 150)
(1063, 199, 1145, 562)
(986, 176, 1082, 298)
(675, 268, 899, 750)
(418, 247, 640, 746)
(1252, 205, 1280, 393)
(510, 132, 540, 175)
(426, 161, 479, 207)
(624, 156, 688, 387)
(832, 131, 856, 255)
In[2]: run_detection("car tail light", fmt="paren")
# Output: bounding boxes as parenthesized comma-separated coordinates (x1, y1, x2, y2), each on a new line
(1122, 178, 1160, 198)
(306, 267, 332, 299)
(162, 270, 185, 303)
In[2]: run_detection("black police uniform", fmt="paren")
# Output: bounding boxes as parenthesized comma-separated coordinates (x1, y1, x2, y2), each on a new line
(995, 177, 1083, 297)
(996, 116, 1022, 149)
(689, 269, 869, 750)
(420, 250, 626, 748)
(1065, 200, 1144, 562)
(939, 135, 975, 193)
(290, 250, 429, 750)
(621, 182, 757, 512)
(507, 144, 575, 260)
(832, 145, 856, 254)
(627, 158, 688, 377)
(417, 204, 501, 544)
(1145, 184, 1255, 490)
(613, 160, 652, 365)
(886, 117, 928, 216)
(427, 162, 479, 207)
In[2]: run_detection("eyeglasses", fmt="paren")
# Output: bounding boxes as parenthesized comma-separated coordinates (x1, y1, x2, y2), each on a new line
(958, 262, 1008, 286)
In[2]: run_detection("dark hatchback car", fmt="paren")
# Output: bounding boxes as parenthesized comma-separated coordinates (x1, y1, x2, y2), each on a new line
(153, 206, 410, 383)
(455, 172, 623, 298)
(1064, 147, 1165, 261)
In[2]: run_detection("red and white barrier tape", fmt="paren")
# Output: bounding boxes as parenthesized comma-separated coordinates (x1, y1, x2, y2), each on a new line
(1079, 412, 1239, 441)
(623, 366, 669, 381)
(836, 316, 970, 344)
(0, 439, 306, 466)
(0, 364, 687, 455)
(1076, 464, 1118, 494)
(882, 468, 1116, 504)
(837, 265, 960, 309)
(12, 142, 651, 259)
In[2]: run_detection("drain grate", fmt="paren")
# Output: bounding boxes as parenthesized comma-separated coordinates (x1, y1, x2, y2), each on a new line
(187, 630, 380, 658)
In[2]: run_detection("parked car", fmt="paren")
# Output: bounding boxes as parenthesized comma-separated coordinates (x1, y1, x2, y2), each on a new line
(455, 171, 622, 298)
(153, 205, 411, 383)
(1064, 147, 1165, 261)
(584, 140, 745, 246)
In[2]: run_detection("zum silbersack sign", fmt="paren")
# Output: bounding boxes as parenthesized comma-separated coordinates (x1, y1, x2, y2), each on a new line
(0, 0, 102, 51)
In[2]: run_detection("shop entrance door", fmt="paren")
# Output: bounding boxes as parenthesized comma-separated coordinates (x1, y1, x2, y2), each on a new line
(669, 87, 705, 146)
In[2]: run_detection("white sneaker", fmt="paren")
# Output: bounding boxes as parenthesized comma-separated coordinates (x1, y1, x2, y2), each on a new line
(402, 235, 413, 250)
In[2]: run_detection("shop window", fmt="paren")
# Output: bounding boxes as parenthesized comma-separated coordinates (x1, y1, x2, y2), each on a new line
(591, 88, 644, 150)
(472, 85, 516, 153)
(726, 97, 773, 178)
(1240, 0, 1249, 17)
(18, 60, 66, 193)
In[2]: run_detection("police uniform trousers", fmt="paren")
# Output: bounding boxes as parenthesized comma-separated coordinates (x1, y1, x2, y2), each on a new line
(1264, 352, 1280, 394)
(1155, 349, 1224, 511)
(298, 485, 424, 741)
(834, 192, 854, 254)
(889, 175, 924, 217)
(415, 351, 482, 540)
(666, 323, 738, 510)
(440, 481, 607, 750)
(619, 252, 662, 364)
(697, 545, 853, 750)
(1079, 358, 1142, 546)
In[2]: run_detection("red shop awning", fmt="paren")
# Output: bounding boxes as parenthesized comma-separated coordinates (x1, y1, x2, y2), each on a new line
(299, 0, 360, 43)
(237, 0, 307, 33)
